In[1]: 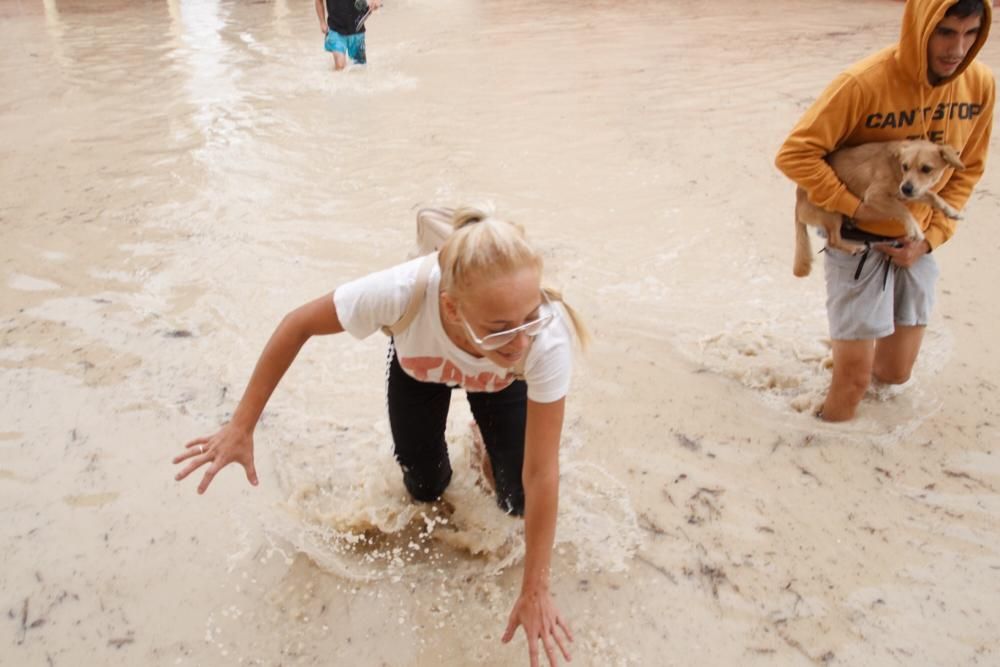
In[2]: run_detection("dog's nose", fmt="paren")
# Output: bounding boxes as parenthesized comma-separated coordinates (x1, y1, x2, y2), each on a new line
(901, 182, 914, 197)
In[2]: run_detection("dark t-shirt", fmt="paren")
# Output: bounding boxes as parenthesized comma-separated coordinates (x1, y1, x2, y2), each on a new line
(326, 0, 365, 36)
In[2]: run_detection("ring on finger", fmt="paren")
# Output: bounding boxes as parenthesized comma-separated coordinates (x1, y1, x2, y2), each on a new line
(200, 445, 206, 454)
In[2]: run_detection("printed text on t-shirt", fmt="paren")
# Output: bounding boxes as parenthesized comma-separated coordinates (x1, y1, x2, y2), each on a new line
(400, 356, 515, 391)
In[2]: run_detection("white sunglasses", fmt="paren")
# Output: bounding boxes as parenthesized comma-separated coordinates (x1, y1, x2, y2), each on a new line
(460, 293, 555, 351)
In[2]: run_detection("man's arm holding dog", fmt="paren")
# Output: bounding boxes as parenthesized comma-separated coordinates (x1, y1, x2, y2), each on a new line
(923, 80, 995, 250)
(776, 73, 869, 219)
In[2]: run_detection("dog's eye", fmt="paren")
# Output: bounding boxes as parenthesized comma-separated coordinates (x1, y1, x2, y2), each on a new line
(921, 165, 932, 174)
(901, 163, 910, 171)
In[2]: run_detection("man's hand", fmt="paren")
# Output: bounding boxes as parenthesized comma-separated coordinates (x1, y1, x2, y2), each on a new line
(877, 237, 930, 268)
(502, 589, 573, 666)
(320, 22, 329, 34)
(369, 0, 383, 8)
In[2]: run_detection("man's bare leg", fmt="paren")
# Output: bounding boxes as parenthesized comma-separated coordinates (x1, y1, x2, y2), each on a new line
(873, 325, 925, 385)
(332, 52, 347, 71)
(821, 339, 876, 421)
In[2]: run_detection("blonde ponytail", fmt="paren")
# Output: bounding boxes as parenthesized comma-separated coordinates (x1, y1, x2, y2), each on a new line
(450, 204, 499, 231)
(541, 286, 591, 350)
(438, 205, 590, 349)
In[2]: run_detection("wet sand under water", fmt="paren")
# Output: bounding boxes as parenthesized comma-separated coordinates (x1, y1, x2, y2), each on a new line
(2, 0, 1000, 665)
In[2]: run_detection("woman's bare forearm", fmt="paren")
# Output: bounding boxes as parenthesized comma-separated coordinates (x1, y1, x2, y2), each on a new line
(520, 471, 559, 595)
(519, 398, 565, 595)
(230, 293, 344, 433)
(230, 318, 309, 432)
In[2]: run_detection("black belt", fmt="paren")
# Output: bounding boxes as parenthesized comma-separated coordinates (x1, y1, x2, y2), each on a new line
(837, 218, 900, 290)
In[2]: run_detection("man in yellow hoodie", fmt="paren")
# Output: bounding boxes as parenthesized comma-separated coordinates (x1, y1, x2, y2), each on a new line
(776, 0, 994, 422)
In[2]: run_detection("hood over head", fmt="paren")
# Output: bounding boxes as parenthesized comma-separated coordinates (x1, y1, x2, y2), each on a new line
(896, 0, 992, 87)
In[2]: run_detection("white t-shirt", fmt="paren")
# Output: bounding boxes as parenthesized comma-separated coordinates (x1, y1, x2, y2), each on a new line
(333, 255, 573, 403)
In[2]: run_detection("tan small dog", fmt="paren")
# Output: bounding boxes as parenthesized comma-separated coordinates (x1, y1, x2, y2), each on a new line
(793, 139, 964, 277)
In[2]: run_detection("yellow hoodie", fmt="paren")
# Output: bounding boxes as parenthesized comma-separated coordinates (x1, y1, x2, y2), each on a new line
(775, 0, 995, 249)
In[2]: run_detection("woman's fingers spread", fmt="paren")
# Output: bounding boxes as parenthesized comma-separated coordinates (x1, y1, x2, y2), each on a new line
(527, 636, 540, 667)
(502, 614, 518, 643)
(174, 437, 212, 463)
(172, 447, 203, 464)
(551, 624, 572, 662)
(555, 615, 574, 644)
(174, 454, 211, 481)
(197, 462, 222, 495)
(174, 425, 258, 492)
(541, 634, 558, 667)
(243, 458, 259, 486)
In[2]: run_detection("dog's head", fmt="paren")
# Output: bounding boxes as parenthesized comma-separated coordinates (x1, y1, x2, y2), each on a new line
(893, 140, 965, 199)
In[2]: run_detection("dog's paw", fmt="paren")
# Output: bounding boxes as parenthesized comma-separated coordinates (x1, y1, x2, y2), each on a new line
(908, 228, 926, 242)
(943, 206, 963, 220)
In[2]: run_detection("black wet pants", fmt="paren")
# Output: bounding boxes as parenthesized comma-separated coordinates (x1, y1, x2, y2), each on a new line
(386, 345, 527, 516)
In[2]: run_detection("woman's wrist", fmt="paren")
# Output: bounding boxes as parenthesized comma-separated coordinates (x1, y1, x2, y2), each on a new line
(228, 410, 257, 435)
(519, 571, 551, 596)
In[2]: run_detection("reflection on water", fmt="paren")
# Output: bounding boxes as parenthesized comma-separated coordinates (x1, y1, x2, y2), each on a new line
(174, 0, 248, 164)
(272, 0, 291, 36)
(41, 0, 69, 70)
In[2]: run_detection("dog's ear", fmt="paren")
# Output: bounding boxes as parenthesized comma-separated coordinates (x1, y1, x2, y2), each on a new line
(940, 144, 965, 170)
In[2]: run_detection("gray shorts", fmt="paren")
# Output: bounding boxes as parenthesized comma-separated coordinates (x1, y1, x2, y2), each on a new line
(824, 245, 939, 340)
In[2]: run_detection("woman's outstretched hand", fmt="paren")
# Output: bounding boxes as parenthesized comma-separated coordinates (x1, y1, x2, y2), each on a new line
(502, 589, 573, 667)
(173, 424, 259, 494)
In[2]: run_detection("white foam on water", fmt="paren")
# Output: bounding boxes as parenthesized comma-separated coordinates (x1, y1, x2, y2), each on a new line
(253, 412, 641, 583)
(679, 314, 954, 444)
(255, 38, 419, 98)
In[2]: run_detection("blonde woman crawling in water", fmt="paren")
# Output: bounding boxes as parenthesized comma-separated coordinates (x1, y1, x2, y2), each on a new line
(173, 205, 589, 667)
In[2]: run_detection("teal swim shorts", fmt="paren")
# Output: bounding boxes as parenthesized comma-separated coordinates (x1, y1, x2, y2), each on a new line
(324, 30, 366, 64)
